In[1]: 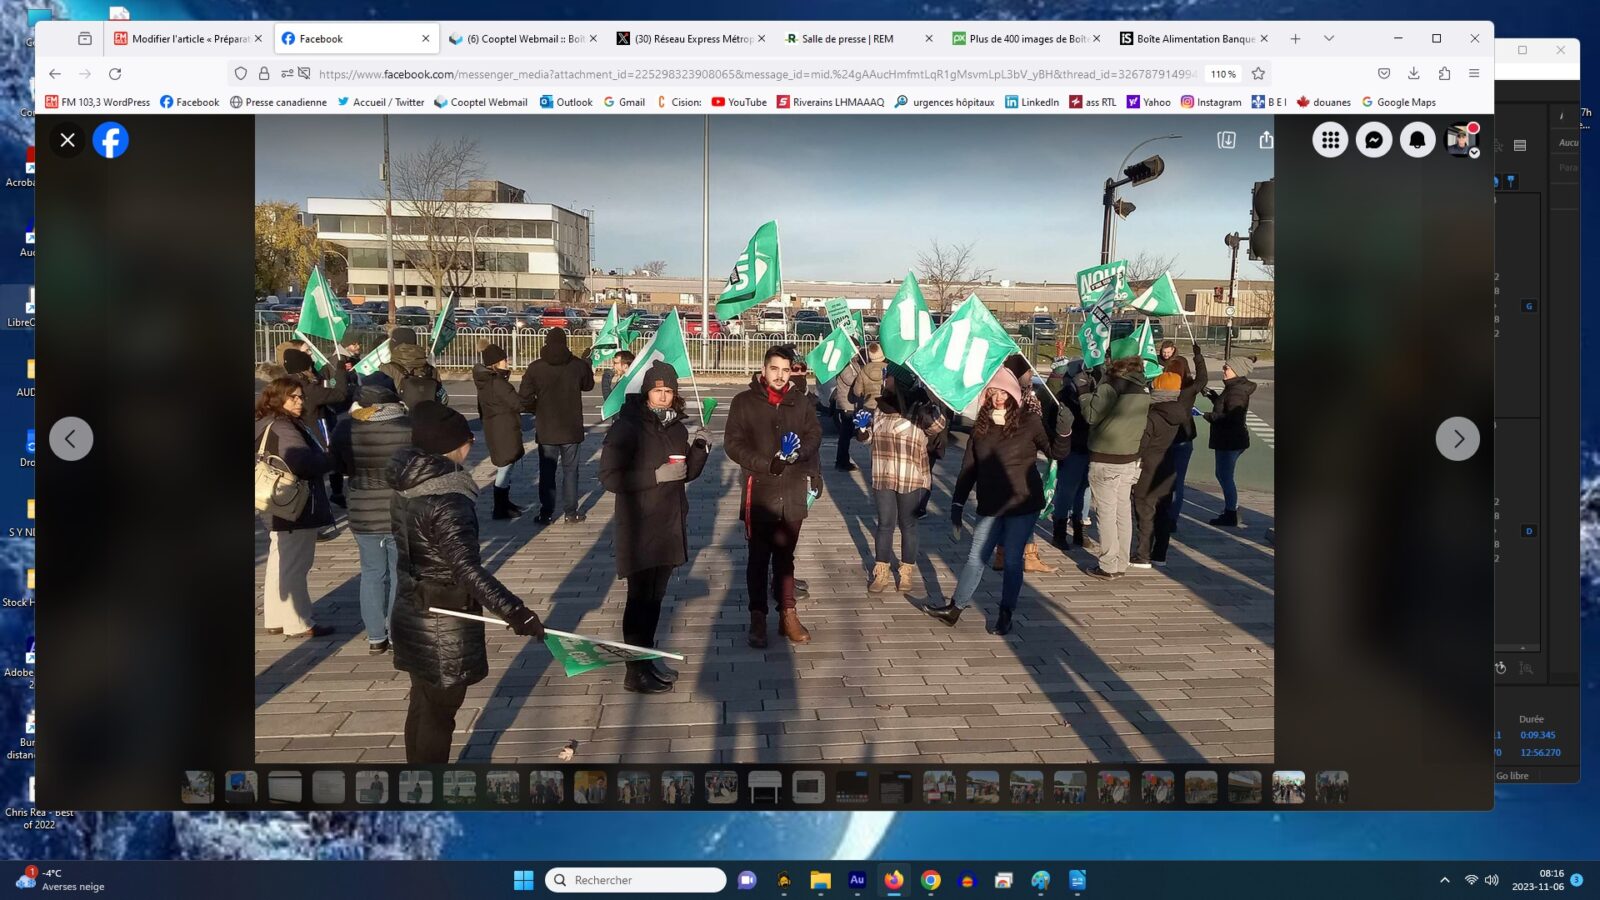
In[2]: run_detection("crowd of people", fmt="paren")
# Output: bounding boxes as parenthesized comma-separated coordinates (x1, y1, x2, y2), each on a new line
(256, 320, 1261, 760)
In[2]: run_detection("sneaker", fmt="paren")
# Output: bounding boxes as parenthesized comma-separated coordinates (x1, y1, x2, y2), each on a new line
(316, 525, 339, 542)
(1129, 557, 1153, 570)
(367, 640, 390, 655)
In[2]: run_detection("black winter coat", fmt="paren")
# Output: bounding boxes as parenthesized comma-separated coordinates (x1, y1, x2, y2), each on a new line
(1172, 351, 1210, 445)
(295, 362, 350, 445)
(473, 364, 526, 467)
(1140, 398, 1190, 469)
(330, 398, 411, 535)
(952, 412, 1072, 518)
(598, 397, 710, 577)
(388, 449, 531, 689)
(255, 414, 334, 531)
(1205, 376, 1258, 452)
(724, 375, 824, 527)
(518, 345, 595, 445)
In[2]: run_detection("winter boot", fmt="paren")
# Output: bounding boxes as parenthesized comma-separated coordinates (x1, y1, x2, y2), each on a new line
(492, 486, 522, 520)
(779, 609, 812, 644)
(1022, 543, 1056, 574)
(1071, 519, 1086, 547)
(868, 562, 895, 593)
(990, 608, 1014, 636)
(924, 599, 962, 626)
(1209, 509, 1240, 528)
(1052, 517, 1069, 549)
(897, 563, 918, 594)
(747, 609, 769, 649)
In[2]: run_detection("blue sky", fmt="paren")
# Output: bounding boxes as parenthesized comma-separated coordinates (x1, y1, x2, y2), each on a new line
(256, 114, 1272, 282)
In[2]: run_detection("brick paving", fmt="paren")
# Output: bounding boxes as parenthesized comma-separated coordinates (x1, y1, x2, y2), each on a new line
(256, 389, 1274, 766)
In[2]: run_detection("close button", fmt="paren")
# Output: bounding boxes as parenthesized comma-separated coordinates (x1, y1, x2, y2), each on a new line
(1435, 416, 1480, 461)
(49, 417, 94, 461)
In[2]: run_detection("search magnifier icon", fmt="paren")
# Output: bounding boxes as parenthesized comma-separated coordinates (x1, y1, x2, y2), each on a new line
(554, 874, 566, 886)
(895, 95, 908, 108)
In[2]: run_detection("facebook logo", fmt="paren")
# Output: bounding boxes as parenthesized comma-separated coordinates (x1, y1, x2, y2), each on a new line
(281, 31, 296, 45)
(93, 121, 129, 159)
(160, 95, 175, 108)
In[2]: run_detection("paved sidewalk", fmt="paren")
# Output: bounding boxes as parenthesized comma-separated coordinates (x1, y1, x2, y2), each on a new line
(257, 403, 1274, 766)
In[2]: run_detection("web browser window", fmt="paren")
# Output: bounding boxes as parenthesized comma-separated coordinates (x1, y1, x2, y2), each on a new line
(30, 20, 1502, 812)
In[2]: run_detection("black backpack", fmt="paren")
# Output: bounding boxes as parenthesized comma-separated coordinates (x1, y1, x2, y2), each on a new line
(383, 362, 448, 409)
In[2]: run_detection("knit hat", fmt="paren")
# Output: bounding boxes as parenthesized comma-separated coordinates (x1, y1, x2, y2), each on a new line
(641, 359, 678, 393)
(1225, 356, 1256, 378)
(544, 327, 568, 349)
(1151, 371, 1183, 392)
(391, 326, 419, 346)
(481, 344, 507, 367)
(411, 401, 473, 455)
(982, 366, 1023, 405)
(283, 349, 314, 375)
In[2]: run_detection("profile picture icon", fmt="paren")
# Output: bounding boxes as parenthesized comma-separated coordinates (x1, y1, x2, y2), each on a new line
(1446, 121, 1481, 158)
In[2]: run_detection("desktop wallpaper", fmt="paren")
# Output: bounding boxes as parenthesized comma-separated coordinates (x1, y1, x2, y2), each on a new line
(2, 0, 1596, 863)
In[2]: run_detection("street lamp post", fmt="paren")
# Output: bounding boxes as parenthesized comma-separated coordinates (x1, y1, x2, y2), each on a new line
(1099, 134, 1180, 264)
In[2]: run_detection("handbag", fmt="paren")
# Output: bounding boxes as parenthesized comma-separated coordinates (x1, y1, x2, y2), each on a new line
(254, 421, 309, 521)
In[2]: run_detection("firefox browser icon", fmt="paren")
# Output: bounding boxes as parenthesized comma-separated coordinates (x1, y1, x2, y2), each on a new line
(883, 869, 905, 893)
(922, 870, 942, 891)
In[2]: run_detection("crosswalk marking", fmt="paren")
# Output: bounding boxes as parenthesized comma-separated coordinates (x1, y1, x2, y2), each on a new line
(1246, 411, 1276, 449)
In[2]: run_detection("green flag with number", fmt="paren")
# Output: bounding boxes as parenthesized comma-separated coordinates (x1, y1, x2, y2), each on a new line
(1108, 319, 1163, 379)
(1126, 272, 1183, 316)
(715, 221, 781, 321)
(880, 271, 933, 364)
(296, 267, 349, 342)
(428, 292, 460, 357)
(1076, 290, 1116, 368)
(805, 324, 859, 386)
(602, 309, 693, 419)
(1075, 260, 1133, 306)
(353, 339, 391, 377)
(905, 294, 1020, 416)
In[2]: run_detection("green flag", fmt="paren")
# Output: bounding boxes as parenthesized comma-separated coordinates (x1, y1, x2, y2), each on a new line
(602, 309, 693, 419)
(715, 221, 781, 321)
(1109, 319, 1163, 379)
(880, 271, 933, 364)
(428, 292, 459, 357)
(1126, 272, 1183, 316)
(700, 396, 718, 426)
(1075, 260, 1133, 306)
(296, 267, 349, 342)
(1038, 461, 1058, 521)
(824, 297, 851, 331)
(590, 304, 624, 366)
(905, 294, 1020, 416)
(1077, 291, 1116, 368)
(293, 332, 331, 372)
(805, 325, 859, 386)
(543, 630, 673, 678)
(353, 339, 391, 377)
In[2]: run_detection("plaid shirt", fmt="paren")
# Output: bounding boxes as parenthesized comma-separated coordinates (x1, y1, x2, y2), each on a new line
(862, 411, 946, 494)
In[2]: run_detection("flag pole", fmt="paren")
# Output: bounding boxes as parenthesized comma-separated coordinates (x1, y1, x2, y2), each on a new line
(426, 608, 686, 660)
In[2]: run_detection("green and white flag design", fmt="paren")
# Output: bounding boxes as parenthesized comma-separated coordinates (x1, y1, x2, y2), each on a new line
(824, 297, 852, 331)
(543, 630, 675, 678)
(353, 339, 392, 377)
(1108, 318, 1163, 379)
(296, 267, 349, 342)
(1038, 460, 1058, 521)
(590, 304, 624, 366)
(1126, 272, 1183, 316)
(1077, 291, 1116, 368)
(293, 331, 331, 372)
(805, 323, 859, 386)
(428, 291, 460, 357)
(905, 294, 1019, 416)
(880, 271, 933, 365)
(1075, 260, 1133, 306)
(602, 309, 693, 419)
(715, 221, 781, 321)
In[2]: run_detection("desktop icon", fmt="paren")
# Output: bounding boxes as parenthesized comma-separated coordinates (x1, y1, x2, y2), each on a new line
(1031, 871, 1051, 891)
(811, 871, 832, 890)
(25, 709, 34, 735)
(776, 871, 792, 890)
(883, 869, 905, 892)
(737, 871, 757, 890)
(994, 872, 1014, 889)
(26, 429, 35, 456)
(921, 870, 942, 891)
(110, 6, 132, 19)
(27, 8, 54, 27)
(847, 872, 867, 890)
(958, 871, 976, 888)
(24, 146, 34, 175)
(92, 122, 129, 159)
(26, 569, 34, 591)
(24, 637, 34, 666)
(24, 218, 33, 245)
(1068, 871, 1086, 891)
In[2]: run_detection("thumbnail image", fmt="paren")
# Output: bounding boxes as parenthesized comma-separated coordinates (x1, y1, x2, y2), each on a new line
(1184, 770, 1219, 805)
(1141, 771, 1176, 805)
(399, 770, 433, 805)
(878, 771, 914, 805)
(966, 771, 1001, 805)
(442, 770, 478, 805)
(355, 771, 389, 804)
(575, 771, 608, 805)
(1052, 771, 1087, 805)
(1097, 771, 1132, 806)
(1315, 770, 1350, 805)
(181, 771, 215, 805)
(529, 771, 565, 805)
(617, 771, 651, 806)
(266, 770, 303, 805)
(924, 770, 957, 805)
(1272, 770, 1306, 805)
(1009, 770, 1044, 804)
(1228, 771, 1263, 804)
(835, 771, 870, 803)
(224, 771, 257, 805)
(311, 771, 346, 804)
(705, 771, 738, 805)
(662, 770, 695, 806)
(251, 115, 1275, 770)
(486, 770, 520, 805)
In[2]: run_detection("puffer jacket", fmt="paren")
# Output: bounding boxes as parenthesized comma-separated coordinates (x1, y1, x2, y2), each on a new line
(388, 448, 532, 689)
(854, 351, 888, 411)
(473, 364, 526, 467)
(1082, 369, 1151, 463)
(379, 343, 446, 409)
(598, 396, 710, 577)
(1205, 376, 1258, 452)
(724, 373, 824, 527)
(330, 384, 411, 534)
(255, 414, 334, 531)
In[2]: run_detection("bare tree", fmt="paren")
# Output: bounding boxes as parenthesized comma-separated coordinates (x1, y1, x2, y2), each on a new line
(916, 239, 994, 313)
(636, 260, 668, 277)
(1123, 250, 1182, 294)
(375, 137, 491, 310)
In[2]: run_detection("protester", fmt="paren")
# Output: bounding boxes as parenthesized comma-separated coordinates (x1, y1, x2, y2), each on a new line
(473, 343, 528, 520)
(1158, 340, 1192, 382)
(1203, 355, 1259, 527)
(600, 349, 636, 404)
(388, 402, 544, 763)
(830, 348, 863, 471)
(282, 347, 351, 443)
(598, 361, 712, 694)
(378, 326, 447, 408)
(329, 372, 411, 652)
(784, 355, 817, 602)
(1050, 359, 1096, 550)
(1131, 352, 1205, 567)
(1080, 356, 1152, 579)
(925, 368, 1071, 635)
(1165, 344, 1209, 533)
(518, 327, 596, 524)
(992, 355, 1061, 575)
(901, 378, 948, 520)
(855, 389, 946, 593)
(724, 346, 823, 647)
(254, 377, 335, 638)
(856, 342, 888, 411)
(323, 349, 359, 508)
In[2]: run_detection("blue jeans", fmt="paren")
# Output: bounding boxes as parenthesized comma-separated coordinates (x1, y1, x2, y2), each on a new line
(1167, 441, 1195, 526)
(494, 458, 518, 488)
(1215, 448, 1245, 511)
(1052, 450, 1092, 522)
(951, 513, 1034, 612)
(354, 532, 397, 644)
(538, 442, 581, 516)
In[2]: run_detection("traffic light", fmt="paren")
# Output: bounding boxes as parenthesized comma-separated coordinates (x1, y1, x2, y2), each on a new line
(1248, 178, 1275, 264)
(1123, 155, 1165, 186)
(1112, 199, 1136, 219)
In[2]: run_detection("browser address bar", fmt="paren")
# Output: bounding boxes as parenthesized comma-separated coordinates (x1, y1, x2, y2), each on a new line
(287, 62, 1266, 85)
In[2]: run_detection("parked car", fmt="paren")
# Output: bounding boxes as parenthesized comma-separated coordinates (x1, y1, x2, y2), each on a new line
(255, 308, 284, 326)
(536, 306, 579, 329)
(480, 306, 515, 332)
(1018, 315, 1059, 341)
(270, 304, 301, 327)
(347, 310, 377, 330)
(583, 308, 612, 332)
(631, 313, 662, 333)
(860, 315, 880, 340)
(681, 313, 723, 337)
(757, 309, 789, 334)
(1109, 318, 1164, 343)
(793, 310, 831, 337)
(395, 305, 431, 328)
(360, 301, 391, 324)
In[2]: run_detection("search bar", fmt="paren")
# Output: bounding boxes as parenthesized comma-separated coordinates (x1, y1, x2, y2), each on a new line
(545, 868, 728, 894)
